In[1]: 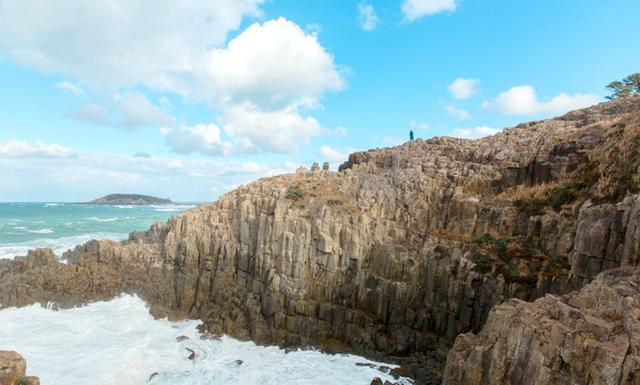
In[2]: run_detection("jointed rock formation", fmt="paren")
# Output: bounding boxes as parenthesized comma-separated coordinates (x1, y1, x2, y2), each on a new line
(1, 97, 639, 383)
(443, 267, 640, 385)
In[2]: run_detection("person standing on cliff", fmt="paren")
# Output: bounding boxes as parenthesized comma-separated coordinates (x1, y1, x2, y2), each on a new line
(409, 130, 414, 141)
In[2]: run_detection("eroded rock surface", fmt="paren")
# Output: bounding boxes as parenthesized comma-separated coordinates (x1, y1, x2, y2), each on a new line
(0, 351, 40, 385)
(443, 267, 640, 385)
(1, 97, 639, 382)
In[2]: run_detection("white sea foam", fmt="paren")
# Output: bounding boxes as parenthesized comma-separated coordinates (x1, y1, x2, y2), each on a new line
(44, 203, 61, 207)
(0, 232, 126, 259)
(0, 295, 409, 385)
(26, 228, 54, 234)
(88, 216, 132, 222)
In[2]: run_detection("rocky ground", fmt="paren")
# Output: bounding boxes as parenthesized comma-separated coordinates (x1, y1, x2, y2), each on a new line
(1, 96, 639, 384)
(0, 351, 39, 385)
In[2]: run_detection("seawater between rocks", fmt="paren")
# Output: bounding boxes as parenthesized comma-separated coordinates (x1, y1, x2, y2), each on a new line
(0, 202, 195, 259)
(0, 295, 410, 385)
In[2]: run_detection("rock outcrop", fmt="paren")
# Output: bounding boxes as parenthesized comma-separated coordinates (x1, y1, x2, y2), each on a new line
(0, 351, 40, 385)
(443, 267, 640, 385)
(1, 97, 639, 383)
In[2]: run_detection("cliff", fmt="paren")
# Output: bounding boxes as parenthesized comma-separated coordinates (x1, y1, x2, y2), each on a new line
(443, 267, 640, 385)
(1, 96, 639, 383)
(83, 193, 172, 205)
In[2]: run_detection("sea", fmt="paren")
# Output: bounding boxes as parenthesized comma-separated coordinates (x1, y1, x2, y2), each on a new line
(0, 202, 408, 385)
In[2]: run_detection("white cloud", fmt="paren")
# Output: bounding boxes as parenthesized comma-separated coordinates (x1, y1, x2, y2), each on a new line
(68, 103, 110, 126)
(0, 152, 299, 201)
(0, 4, 346, 154)
(448, 78, 479, 100)
(485, 85, 601, 116)
(165, 124, 233, 156)
(445, 105, 470, 120)
(69, 91, 174, 128)
(402, 0, 457, 21)
(358, 2, 379, 31)
(0, 140, 75, 158)
(451, 126, 501, 139)
(206, 17, 345, 110)
(55, 81, 84, 96)
(410, 120, 429, 131)
(219, 103, 324, 153)
(115, 91, 175, 128)
(318, 145, 353, 163)
(0, 0, 264, 89)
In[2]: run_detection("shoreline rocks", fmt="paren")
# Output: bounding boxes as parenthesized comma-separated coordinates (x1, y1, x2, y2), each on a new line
(0, 351, 40, 385)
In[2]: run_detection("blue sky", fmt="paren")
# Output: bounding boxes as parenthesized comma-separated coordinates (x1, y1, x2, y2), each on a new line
(0, 0, 638, 202)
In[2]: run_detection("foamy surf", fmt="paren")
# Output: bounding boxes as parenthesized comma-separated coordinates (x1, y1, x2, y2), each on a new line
(0, 295, 410, 385)
(0, 232, 125, 259)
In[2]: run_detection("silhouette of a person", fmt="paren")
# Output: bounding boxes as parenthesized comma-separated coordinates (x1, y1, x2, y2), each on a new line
(409, 130, 414, 141)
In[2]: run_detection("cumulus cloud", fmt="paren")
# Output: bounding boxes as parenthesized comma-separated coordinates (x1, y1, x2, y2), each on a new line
(69, 92, 174, 128)
(219, 103, 324, 153)
(318, 145, 353, 163)
(0, 0, 264, 89)
(448, 78, 479, 100)
(357, 2, 379, 31)
(0, 3, 346, 154)
(165, 124, 233, 156)
(0, 140, 75, 158)
(206, 17, 345, 110)
(402, 0, 457, 21)
(445, 105, 470, 120)
(484, 85, 600, 116)
(451, 126, 501, 139)
(55, 81, 84, 96)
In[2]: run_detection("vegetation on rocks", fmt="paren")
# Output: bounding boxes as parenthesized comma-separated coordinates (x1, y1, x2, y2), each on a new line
(473, 234, 570, 282)
(285, 185, 305, 201)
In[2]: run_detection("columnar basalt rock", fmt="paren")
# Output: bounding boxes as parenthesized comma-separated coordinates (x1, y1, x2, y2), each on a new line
(1, 97, 639, 382)
(443, 267, 640, 385)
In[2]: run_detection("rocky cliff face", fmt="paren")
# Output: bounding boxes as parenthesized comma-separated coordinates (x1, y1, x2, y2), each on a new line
(443, 267, 640, 385)
(1, 97, 639, 382)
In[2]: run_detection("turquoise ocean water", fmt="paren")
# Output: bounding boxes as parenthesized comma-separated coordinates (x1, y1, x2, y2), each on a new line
(0, 202, 195, 259)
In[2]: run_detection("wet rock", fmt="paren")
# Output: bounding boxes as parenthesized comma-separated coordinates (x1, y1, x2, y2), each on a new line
(176, 335, 189, 342)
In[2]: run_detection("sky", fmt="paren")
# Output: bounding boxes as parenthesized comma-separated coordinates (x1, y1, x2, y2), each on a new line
(0, 0, 638, 202)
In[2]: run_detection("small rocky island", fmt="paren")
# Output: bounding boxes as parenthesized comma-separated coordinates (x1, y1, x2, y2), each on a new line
(84, 194, 172, 205)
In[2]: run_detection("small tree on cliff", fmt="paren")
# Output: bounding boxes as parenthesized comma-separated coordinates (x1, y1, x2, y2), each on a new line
(606, 73, 640, 100)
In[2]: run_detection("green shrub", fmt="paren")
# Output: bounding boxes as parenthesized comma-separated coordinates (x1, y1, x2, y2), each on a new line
(326, 199, 342, 206)
(472, 253, 493, 274)
(285, 185, 305, 201)
(514, 197, 548, 216)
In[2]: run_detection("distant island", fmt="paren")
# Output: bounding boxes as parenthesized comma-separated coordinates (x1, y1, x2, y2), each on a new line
(84, 194, 172, 205)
